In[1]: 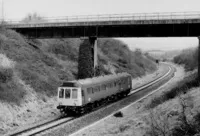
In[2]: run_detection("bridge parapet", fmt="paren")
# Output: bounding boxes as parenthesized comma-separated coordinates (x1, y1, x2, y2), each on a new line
(4, 11, 200, 28)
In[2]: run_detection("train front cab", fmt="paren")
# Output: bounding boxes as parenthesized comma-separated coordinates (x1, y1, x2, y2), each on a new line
(57, 86, 83, 113)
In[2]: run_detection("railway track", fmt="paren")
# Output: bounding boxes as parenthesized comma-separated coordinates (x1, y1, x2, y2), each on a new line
(9, 63, 174, 136)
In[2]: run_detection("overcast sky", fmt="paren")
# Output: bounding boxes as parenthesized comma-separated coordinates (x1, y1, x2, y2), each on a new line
(2, 0, 200, 51)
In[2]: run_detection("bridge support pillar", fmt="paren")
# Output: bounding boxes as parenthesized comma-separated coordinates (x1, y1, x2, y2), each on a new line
(89, 37, 98, 70)
(79, 36, 98, 77)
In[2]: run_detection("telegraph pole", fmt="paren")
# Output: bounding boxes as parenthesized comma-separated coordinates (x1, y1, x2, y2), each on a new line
(199, 37, 200, 82)
(1, 0, 4, 23)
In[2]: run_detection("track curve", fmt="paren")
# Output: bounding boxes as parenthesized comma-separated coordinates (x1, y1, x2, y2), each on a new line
(9, 63, 175, 136)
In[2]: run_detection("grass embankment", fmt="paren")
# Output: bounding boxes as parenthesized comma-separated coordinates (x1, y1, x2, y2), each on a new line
(0, 29, 157, 105)
(145, 47, 200, 136)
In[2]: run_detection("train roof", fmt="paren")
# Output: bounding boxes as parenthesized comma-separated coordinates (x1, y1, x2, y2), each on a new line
(60, 72, 131, 87)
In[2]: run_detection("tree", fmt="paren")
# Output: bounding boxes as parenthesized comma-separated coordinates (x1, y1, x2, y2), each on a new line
(21, 13, 46, 23)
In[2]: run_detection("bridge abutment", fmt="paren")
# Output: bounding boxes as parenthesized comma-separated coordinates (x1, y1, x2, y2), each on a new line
(78, 36, 98, 78)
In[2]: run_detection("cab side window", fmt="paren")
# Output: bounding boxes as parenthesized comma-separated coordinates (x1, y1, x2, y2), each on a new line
(59, 88, 64, 98)
(72, 89, 78, 99)
(87, 88, 92, 94)
(101, 84, 106, 91)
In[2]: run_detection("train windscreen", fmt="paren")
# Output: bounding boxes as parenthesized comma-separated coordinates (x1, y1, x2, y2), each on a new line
(65, 89, 71, 99)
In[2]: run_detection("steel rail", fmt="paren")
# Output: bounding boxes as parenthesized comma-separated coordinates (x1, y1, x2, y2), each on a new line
(70, 66, 173, 136)
(9, 64, 173, 136)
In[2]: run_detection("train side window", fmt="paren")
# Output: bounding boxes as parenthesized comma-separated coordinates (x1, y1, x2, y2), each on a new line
(101, 85, 106, 91)
(118, 80, 121, 85)
(97, 86, 100, 92)
(106, 84, 110, 88)
(91, 88, 94, 93)
(107, 83, 111, 88)
(87, 88, 92, 94)
(114, 81, 117, 87)
(87, 88, 90, 94)
(110, 83, 113, 88)
(94, 87, 98, 93)
(106, 84, 109, 89)
(59, 88, 64, 98)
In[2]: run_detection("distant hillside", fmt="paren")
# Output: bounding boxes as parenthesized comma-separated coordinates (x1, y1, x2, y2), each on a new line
(147, 50, 181, 61)
(0, 29, 157, 104)
(173, 47, 198, 71)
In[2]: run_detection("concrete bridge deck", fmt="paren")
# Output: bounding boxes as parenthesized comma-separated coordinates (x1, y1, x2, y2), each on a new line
(3, 12, 200, 80)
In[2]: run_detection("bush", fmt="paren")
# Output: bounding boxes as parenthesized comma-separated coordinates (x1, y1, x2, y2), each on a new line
(171, 95, 200, 136)
(95, 64, 111, 76)
(173, 47, 198, 71)
(113, 111, 123, 117)
(17, 66, 59, 96)
(146, 95, 200, 136)
(145, 107, 171, 136)
(147, 72, 199, 109)
(0, 80, 26, 105)
(0, 68, 13, 83)
(0, 68, 26, 104)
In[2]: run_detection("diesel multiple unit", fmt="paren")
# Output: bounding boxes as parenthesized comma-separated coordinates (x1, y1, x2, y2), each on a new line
(57, 72, 132, 114)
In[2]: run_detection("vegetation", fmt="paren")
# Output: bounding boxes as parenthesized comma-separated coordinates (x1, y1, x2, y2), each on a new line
(147, 72, 199, 109)
(173, 47, 198, 71)
(146, 95, 200, 136)
(21, 13, 46, 23)
(0, 29, 157, 104)
(145, 46, 200, 136)
(0, 68, 13, 83)
(98, 39, 157, 77)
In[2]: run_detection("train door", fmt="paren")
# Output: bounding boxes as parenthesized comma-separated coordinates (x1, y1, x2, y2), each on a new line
(81, 89, 85, 105)
(128, 76, 132, 89)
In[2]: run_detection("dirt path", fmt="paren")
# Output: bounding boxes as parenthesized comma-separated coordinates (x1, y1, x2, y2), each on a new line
(72, 64, 185, 136)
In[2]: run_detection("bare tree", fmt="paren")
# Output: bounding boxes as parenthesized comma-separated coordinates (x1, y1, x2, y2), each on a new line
(145, 107, 171, 136)
(21, 13, 46, 23)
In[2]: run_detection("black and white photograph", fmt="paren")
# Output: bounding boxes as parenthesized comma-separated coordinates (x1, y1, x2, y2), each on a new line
(0, 0, 199, 135)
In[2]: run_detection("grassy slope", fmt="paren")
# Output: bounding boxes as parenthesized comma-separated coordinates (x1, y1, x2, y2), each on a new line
(173, 47, 198, 71)
(0, 29, 157, 105)
(98, 39, 157, 77)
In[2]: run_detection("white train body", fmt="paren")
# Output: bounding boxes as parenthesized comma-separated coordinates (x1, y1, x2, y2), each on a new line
(57, 73, 132, 114)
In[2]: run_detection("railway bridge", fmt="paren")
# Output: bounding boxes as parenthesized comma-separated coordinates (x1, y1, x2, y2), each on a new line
(4, 12, 200, 81)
